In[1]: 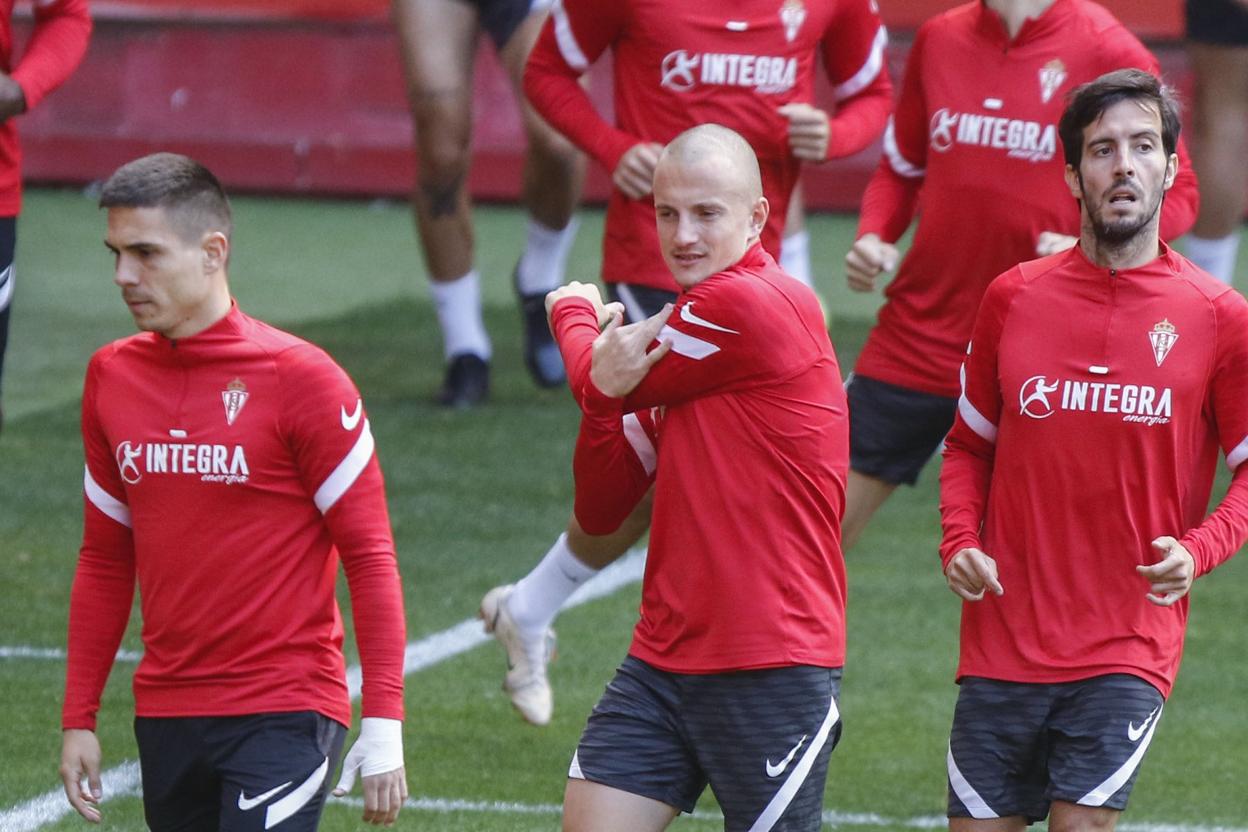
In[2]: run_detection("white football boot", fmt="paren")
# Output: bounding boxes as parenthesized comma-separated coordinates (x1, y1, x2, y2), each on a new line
(479, 584, 556, 726)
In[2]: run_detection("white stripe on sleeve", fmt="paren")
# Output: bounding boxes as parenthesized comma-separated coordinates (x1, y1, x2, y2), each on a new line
(747, 694, 841, 832)
(883, 118, 925, 179)
(947, 745, 999, 819)
(658, 324, 720, 360)
(84, 466, 131, 528)
(957, 396, 998, 444)
(551, 0, 589, 72)
(832, 25, 888, 101)
(1226, 434, 1248, 470)
(622, 414, 657, 475)
(314, 420, 375, 514)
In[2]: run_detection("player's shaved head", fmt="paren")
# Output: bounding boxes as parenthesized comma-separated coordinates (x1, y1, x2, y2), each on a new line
(652, 124, 770, 288)
(658, 124, 764, 204)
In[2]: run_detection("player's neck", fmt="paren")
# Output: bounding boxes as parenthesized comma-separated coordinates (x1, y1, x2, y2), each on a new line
(1078, 223, 1163, 272)
(985, 0, 1056, 38)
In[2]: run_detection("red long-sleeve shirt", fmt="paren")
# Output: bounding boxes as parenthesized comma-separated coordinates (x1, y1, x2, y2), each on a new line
(64, 305, 406, 730)
(854, 0, 1199, 398)
(940, 244, 1248, 697)
(525, 0, 891, 291)
(552, 244, 849, 672)
(1, 0, 91, 215)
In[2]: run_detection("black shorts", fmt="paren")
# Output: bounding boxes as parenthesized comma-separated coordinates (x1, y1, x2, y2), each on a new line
(846, 373, 957, 486)
(456, 0, 548, 49)
(1186, 0, 1248, 46)
(607, 282, 679, 323)
(571, 656, 843, 831)
(947, 675, 1165, 823)
(134, 711, 347, 832)
(0, 215, 16, 391)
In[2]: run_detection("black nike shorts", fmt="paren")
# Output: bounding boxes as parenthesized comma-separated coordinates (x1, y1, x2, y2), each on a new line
(571, 655, 843, 831)
(1187, 0, 1248, 47)
(846, 373, 958, 486)
(134, 710, 347, 832)
(947, 675, 1165, 823)
(455, 0, 549, 49)
(607, 282, 679, 323)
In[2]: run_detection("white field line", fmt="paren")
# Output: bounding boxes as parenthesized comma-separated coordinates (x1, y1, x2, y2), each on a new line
(0, 646, 141, 662)
(331, 795, 1248, 832)
(0, 549, 647, 832)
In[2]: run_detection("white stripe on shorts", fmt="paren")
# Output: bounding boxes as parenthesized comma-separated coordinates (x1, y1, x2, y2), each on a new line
(946, 744, 999, 819)
(1077, 704, 1163, 807)
(568, 750, 584, 779)
(747, 693, 840, 832)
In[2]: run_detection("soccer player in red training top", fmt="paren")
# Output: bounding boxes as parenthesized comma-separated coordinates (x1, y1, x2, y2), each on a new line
(546, 124, 849, 832)
(477, 0, 889, 728)
(939, 70, 1248, 829)
(840, 0, 1201, 552)
(0, 0, 90, 431)
(59, 154, 409, 830)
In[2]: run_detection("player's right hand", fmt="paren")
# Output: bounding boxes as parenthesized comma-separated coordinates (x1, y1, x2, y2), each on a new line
(845, 233, 899, 293)
(332, 717, 407, 826)
(613, 142, 664, 199)
(546, 281, 609, 328)
(590, 304, 673, 398)
(60, 729, 103, 823)
(944, 548, 1004, 601)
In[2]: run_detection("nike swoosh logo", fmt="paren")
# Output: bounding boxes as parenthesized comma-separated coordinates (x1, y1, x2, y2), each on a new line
(340, 399, 363, 431)
(238, 780, 291, 811)
(766, 733, 808, 778)
(1128, 706, 1160, 742)
(680, 302, 739, 334)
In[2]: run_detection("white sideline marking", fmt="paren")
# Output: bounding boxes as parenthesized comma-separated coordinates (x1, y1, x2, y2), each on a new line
(0, 549, 647, 832)
(331, 795, 1248, 832)
(0, 646, 142, 662)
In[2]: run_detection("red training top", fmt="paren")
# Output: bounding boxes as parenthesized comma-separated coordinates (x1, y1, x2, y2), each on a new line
(64, 305, 406, 730)
(855, 0, 1199, 398)
(940, 244, 1248, 697)
(552, 244, 850, 672)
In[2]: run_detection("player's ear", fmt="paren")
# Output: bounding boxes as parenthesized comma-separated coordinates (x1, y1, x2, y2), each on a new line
(1064, 164, 1083, 200)
(750, 197, 769, 238)
(201, 232, 229, 274)
(1163, 153, 1178, 191)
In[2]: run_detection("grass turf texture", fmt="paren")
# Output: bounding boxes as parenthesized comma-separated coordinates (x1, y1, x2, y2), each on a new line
(1, 190, 1246, 830)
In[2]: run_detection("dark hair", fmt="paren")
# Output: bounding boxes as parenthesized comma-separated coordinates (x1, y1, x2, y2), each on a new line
(99, 153, 233, 241)
(1058, 68, 1180, 168)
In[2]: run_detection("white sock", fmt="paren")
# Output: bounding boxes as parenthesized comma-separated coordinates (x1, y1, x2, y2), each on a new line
(1183, 233, 1240, 285)
(508, 533, 598, 635)
(516, 217, 580, 296)
(429, 270, 491, 360)
(780, 228, 812, 287)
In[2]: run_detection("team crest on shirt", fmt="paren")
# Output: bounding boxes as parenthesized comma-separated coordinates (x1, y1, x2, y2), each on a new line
(1038, 59, 1066, 104)
(222, 377, 249, 426)
(779, 0, 806, 43)
(1148, 319, 1179, 367)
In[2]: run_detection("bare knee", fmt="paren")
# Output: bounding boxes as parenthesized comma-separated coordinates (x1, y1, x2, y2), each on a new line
(1048, 802, 1119, 832)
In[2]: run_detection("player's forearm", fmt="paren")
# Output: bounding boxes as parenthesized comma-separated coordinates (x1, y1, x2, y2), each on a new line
(11, 0, 91, 112)
(857, 161, 920, 243)
(550, 298, 605, 408)
(825, 74, 892, 160)
(1180, 464, 1248, 576)
(937, 435, 995, 569)
(524, 48, 636, 174)
(62, 541, 135, 731)
(572, 403, 653, 536)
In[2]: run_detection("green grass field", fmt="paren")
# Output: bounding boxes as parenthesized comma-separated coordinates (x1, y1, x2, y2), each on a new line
(1, 189, 1245, 831)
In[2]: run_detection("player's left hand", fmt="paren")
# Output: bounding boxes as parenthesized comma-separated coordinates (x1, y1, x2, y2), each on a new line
(1035, 231, 1078, 257)
(590, 303, 673, 397)
(546, 281, 608, 327)
(332, 717, 407, 826)
(1137, 536, 1195, 607)
(777, 103, 831, 162)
